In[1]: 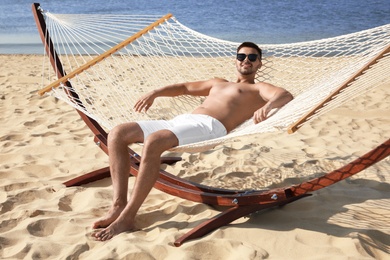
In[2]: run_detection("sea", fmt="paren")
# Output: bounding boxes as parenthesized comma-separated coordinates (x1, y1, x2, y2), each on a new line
(0, 0, 389, 54)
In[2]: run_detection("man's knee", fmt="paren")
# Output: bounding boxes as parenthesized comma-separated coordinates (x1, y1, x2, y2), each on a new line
(143, 130, 178, 153)
(108, 122, 143, 144)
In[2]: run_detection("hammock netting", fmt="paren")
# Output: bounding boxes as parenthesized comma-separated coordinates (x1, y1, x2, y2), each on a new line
(38, 10, 390, 152)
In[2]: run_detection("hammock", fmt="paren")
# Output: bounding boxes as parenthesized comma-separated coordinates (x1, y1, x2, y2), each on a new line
(34, 4, 390, 152)
(32, 3, 390, 246)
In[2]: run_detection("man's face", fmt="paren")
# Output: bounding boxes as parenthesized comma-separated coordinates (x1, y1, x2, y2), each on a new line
(235, 47, 262, 76)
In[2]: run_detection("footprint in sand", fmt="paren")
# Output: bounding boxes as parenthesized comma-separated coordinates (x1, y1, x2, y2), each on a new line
(23, 119, 45, 127)
(0, 188, 56, 214)
(27, 218, 61, 237)
(0, 134, 25, 142)
(0, 236, 30, 259)
(0, 218, 19, 233)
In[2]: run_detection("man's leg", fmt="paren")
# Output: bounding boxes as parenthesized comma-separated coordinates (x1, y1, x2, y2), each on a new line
(93, 122, 144, 229)
(93, 129, 179, 241)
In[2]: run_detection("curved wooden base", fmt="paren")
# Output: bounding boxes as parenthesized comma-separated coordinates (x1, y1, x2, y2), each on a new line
(173, 193, 311, 247)
(62, 138, 390, 246)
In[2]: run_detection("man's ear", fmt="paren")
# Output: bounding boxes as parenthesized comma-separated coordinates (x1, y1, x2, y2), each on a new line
(257, 61, 262, 70)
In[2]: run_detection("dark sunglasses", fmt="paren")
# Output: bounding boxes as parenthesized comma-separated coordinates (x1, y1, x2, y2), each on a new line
(236, 53, 258, 62)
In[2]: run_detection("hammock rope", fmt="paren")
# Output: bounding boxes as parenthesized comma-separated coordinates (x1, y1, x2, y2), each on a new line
(37, 9, 390, 152)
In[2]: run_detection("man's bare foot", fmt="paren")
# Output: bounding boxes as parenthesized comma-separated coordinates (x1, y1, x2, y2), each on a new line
(92, 203, 125, 229)
(92, 216, 136, 241)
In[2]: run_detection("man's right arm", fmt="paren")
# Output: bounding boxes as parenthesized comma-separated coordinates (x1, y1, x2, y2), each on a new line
(134, 78, 225, 112)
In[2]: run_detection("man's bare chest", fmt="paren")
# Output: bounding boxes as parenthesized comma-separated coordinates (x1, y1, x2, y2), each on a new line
(210, 83, 263, 104)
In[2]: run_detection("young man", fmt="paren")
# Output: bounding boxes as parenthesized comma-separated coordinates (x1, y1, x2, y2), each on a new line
(93, 42, 293, 241)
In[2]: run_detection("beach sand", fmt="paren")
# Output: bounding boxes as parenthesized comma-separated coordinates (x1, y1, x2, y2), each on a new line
(0, 54, 389, 259)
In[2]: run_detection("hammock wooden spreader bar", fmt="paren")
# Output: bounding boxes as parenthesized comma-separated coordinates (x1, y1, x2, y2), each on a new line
(37, 11, 173, 96)
(287, 44, 390, 134)
(32, 3, 390, 246)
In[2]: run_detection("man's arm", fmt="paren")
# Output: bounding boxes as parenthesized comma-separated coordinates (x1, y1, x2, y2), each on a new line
(253, 83, 293, 123)
(134, 78, 226, 112)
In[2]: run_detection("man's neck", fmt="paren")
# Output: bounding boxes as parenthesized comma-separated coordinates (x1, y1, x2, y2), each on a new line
(236, 76, 256, 84)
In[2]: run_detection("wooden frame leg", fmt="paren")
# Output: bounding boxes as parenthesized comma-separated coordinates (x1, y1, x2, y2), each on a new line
(63, 166, 110, 187)
(63, 156, 182, 187)
(174, 194, 311, 246)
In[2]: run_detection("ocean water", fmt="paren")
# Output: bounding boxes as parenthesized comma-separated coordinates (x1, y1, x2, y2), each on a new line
(0, 0, 389, 54)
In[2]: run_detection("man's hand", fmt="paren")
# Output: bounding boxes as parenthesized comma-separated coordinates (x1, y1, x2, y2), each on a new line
(134, 91, 156, 112)
(254, 84, 293, 124)
(253, 103, 272, 124)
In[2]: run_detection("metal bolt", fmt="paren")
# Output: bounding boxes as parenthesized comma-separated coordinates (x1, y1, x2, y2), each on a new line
(232, 198, 238, 204)
(271, 194, 278, 200)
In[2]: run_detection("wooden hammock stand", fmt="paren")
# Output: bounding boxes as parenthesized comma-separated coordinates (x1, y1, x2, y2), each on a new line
(32, 3, 390, 247)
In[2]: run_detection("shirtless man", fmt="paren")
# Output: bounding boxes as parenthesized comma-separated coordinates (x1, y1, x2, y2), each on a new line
(92, 42, 293, 241)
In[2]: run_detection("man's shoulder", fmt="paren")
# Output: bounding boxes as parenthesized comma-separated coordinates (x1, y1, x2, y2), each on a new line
(255, 81, 278, 89)
(254, 81, 273, 86)
(210, 77, 229, 83)
(207, 77, 230, 88)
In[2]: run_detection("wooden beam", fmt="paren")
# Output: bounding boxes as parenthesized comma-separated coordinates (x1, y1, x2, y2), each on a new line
(287, 44, 390, 134)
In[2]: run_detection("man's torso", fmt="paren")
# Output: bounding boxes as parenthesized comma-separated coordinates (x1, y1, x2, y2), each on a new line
(192, 81, 266, 132)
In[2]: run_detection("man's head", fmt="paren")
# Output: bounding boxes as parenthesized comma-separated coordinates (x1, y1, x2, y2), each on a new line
(236, 42, 262, 76)
(237, 42, 262, 61)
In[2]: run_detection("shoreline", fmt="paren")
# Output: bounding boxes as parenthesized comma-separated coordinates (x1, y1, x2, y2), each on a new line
(0, 33, 43, 54)
(0, 44, 44, 55)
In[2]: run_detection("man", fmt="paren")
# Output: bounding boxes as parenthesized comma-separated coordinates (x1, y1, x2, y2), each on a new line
(92, 42, 293, 241)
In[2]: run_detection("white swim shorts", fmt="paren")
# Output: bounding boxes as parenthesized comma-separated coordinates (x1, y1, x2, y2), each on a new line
(136, 114, 227, 146)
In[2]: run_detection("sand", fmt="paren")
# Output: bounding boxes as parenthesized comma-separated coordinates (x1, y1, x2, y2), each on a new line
(0, 54, 389, 259)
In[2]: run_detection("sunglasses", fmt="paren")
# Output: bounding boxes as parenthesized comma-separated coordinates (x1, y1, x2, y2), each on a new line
(236, 53, 259, 62)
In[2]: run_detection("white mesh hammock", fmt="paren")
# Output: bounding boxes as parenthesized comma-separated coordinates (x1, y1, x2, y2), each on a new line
(36, 9, 390, 152)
